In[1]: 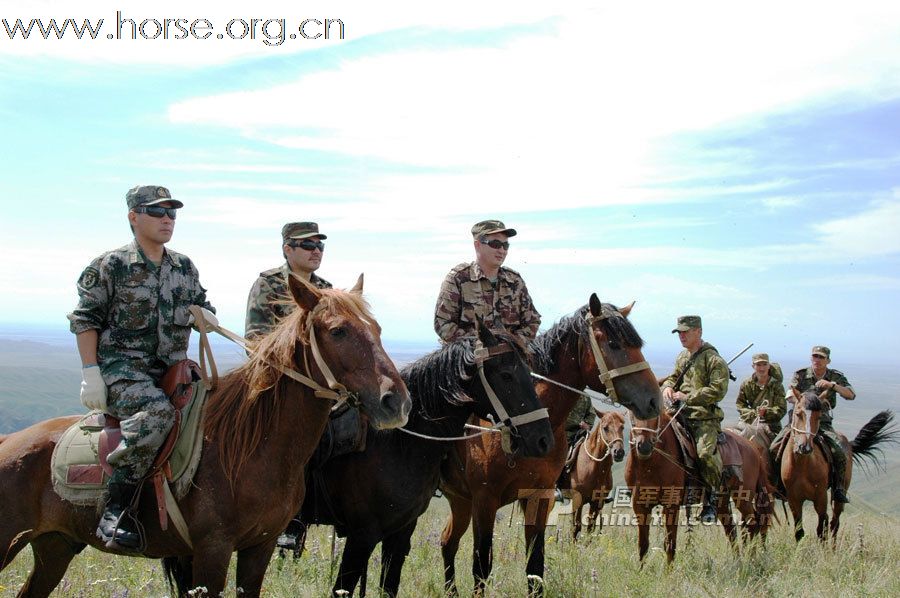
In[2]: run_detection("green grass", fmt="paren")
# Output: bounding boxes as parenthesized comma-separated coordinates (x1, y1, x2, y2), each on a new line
(3, 499, 899, 597)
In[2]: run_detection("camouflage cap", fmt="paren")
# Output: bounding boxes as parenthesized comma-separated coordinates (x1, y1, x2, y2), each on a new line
(752, 353, 769, 364)
(671, 315, 702, 333)
(126, 185, 183, 209)
(282, 222, 327, 242)
(811, 345, 831, 359)
(471, 219, 517, 238)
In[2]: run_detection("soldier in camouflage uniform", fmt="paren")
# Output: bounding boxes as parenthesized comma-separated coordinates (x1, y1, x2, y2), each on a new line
(736, 353, 787, 434)
(245, 222, 332, 341)
(68, 185, 215, 550)
(661, 315, 730, 524)
(770, 346, 854, 503)
(434, 219, 540, 347)
(565, 395, 596, 446)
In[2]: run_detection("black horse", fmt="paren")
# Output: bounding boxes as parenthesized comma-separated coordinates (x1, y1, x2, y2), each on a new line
(161, 323, 553, 597)
(302, 323, 554, 596)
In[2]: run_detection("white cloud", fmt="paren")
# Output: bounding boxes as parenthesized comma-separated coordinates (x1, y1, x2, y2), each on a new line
(813, 196, 900, 258)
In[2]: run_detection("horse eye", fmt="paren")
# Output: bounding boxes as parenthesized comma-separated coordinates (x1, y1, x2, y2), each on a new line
(608, 341, 621, 350)
(329, 327, 347, 339)
(500, 371, 513, 382)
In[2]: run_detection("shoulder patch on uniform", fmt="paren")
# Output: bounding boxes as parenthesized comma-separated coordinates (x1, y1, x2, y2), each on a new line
(78, 267, 100, 290)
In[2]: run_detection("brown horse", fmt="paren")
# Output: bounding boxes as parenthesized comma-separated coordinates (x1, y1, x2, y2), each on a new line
(625, 409, 773, 564)
(0, 275, 411, 598)
(781, 388, 896, 543)
(439, 294, 660, 596)
(568, 410, 626, 540)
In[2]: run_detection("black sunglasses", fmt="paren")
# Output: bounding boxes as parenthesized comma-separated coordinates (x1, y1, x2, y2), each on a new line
(289, 239, 325, 251)
(480, 238, 509, 250)
(133, 206, 177, 219)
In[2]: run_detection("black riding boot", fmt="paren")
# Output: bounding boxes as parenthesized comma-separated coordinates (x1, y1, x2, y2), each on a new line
(699, 489, 718, 524)
(96, 482, 141, 550)
(832, 484, 850, 504)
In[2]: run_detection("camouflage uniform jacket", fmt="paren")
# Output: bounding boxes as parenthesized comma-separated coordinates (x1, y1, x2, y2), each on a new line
(67, 240, 214, 384)
(789, 366, 853, 427)
(434, 262, 540, 345)
(565, 394, 596, 439)
(661, 342, 730, 422)
(245, 263, 332, 340)
(736, 374, 786, 427)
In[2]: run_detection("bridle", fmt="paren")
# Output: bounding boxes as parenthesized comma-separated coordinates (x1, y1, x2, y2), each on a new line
(190, 304, 361, 411)
(628, 400, 685, 448)
(584, 421, 624, 462)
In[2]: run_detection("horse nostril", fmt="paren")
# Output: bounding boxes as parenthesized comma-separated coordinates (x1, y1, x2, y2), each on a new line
(538, 435, 550, 454)
(614, 448, 625, 461)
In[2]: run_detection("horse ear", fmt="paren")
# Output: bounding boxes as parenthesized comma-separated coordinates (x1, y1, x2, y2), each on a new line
(589, 293, 602, 317)
(594, 409, 606, 419)
(619, 300, 636, 318)
(288, 274, 322, 312)
(475, 315, 498, 346)
(350, 273, 364, 294)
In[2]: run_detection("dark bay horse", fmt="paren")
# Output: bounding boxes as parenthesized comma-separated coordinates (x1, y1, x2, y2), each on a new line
(439, 294, 660, 596)
(568, 410, 626, 540)
(293, 324, 553, 597)
(782, 388, 897, 543)
(625, 409, 773, 564)
(0, 275, 411, 598)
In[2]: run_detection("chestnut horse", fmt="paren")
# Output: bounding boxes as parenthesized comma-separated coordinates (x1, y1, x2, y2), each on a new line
(440, 294, 660, 596)
(782, 388, 897, 543)
(0, 276, 411, 598)
(625, 409, 773, 564)
(568, 410, 626, 540)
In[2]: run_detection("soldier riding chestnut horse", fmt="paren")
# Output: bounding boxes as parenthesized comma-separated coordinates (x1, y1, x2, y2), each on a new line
(439, 295, 660, 596)
(0, 277, 411, 598)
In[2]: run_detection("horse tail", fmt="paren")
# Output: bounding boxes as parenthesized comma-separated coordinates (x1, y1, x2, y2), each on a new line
(850, 410, 899, 470)
(161, 556, 193, 597)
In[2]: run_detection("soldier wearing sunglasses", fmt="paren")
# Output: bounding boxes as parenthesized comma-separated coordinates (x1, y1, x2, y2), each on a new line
(67, 185, 216, 550)
(434, 219, 541, 347)
(245, 222, 332, 342)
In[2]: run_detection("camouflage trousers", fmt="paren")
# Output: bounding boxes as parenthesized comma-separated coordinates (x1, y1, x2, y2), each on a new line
(685, 419, 723, 490)
(106, 374, 175, 484)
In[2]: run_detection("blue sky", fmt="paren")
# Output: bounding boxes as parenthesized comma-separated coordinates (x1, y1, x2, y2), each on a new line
(2, 0, 900, 367)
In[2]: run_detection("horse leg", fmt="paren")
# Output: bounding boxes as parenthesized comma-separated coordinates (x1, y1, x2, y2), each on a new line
(571, 490, 584, 540)
(587, 497, 601, 535)
(635, 506, 651, 563)
(663, 506, 679, 565)
(379, 521, 417, 597)
(333, 534, 377, 597)
(830, 500, 844, 547)
(16, 533, 82, 598)
(717, 492, 738, 545)
(814, 493, 829, 542)
(439, 494, 472, 597)
(190, 547, 233, 597)
(788, 496, 805, 542)
(235, 538, 279, 597)
(523, 498, 550, 597)
(471, 497, 503, 596)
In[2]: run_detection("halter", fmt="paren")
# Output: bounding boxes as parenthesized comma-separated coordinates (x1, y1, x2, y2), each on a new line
(628, 400, 685, 447)
(190, 304, 359, 410)
(583, 311, 652, 404)
(583, 422, 623, 462)
(396, 338, 549, 444)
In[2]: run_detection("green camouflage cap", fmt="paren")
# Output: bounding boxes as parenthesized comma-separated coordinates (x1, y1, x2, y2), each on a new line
(471, 219, 517, 238)
(671, 315, 702, 333)
(126, 185, 183, 209)
(752, 353, 769, 364)
(282, 221, 327, 242)
(811, 345, 831, 358)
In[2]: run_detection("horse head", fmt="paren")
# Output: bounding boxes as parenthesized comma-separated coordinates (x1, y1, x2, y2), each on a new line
(287, 273, 411, 430)
(629, 410, 665, 460)
(790, 387, 826, 456)
(595, 410, 626, 462)
(581, 294, 660, 420)
(468, 318, 553, 458)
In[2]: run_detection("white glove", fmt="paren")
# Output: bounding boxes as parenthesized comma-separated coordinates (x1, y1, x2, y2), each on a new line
(80, 366, 108, 412)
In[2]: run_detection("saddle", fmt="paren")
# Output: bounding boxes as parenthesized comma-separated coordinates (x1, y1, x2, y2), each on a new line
(51, 360, 208, 547)
(669, 415, 745, 483)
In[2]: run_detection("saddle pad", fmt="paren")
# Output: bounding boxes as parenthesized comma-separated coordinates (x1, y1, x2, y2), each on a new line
(51, 383, 209, 506)
(719, 430, 743, 468)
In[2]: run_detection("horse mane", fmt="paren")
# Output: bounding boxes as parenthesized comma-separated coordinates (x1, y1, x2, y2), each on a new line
(401, 331, 528, 419)
(203, 288, 377, 482)
(530, 304, 644, 375)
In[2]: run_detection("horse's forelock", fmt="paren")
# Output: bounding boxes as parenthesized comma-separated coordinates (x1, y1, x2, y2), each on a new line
(799, 392, 824, 412)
